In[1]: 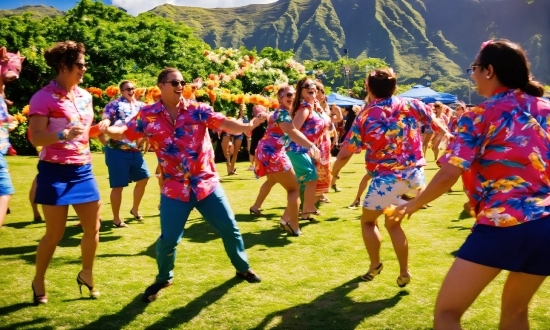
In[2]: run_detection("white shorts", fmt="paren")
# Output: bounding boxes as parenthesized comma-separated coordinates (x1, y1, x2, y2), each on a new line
(363, 167, 426, 211)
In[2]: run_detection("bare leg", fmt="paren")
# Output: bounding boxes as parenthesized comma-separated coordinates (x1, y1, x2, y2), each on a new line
(354, 173, 371, 203)
(230, 138, 243, 173)
(131, 178, 149, 218)
(110, 187, 124, 225)
(361, 208, 384, 271)
(384, 214, 409, 277)
(33, 205, 70, 295)
(251, 177, 276, 211)
(432, 134, 443, 161)
(221, 135, 232, 175)
(302, 179, 318, 213)
(30, 177, 42, 220)
(422, 133, 433, 156)
(270, 170, 301, 232)
(500, 272, 546, 330)
(434, 258, 501, 330)
(0, 195, 11, 228)
(73, 201, 101, 286)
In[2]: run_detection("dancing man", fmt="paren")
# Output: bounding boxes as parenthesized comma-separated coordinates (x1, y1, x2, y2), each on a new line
(98, 80, 149, 228)
(104, 67, 265, 302)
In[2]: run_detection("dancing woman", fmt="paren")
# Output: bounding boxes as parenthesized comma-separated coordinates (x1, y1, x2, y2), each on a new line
(390, 39, 550, 330)
(29, 41, 101, 304)
(286, 77, 326, 221)
(252, 85, 320, 235)
(0, 46, 24, 228)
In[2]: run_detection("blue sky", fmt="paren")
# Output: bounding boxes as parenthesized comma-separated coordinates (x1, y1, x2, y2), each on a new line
(1, 0, 277, 15)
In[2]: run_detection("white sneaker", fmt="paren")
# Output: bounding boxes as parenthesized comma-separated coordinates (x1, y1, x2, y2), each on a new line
(247, 166, 254, 171)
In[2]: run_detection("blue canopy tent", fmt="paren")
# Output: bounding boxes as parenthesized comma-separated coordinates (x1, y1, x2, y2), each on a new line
(398, 85, 458, 104)
(326, 93, 365, 107)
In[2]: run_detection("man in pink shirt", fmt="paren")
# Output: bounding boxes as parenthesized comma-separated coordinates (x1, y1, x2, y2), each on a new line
(105, 67, 266, 302)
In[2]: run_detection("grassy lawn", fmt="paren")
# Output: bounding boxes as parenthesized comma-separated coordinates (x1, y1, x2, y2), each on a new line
(1, 153, 549, 330)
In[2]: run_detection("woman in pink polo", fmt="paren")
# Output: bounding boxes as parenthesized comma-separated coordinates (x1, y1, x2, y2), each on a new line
(28, 41, 102, 304)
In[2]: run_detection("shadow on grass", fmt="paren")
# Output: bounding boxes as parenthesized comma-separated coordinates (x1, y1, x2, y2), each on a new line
(143, 277, 241, 330)
(446, 225, 471, 231)
(184, 220, 297, 249)
(252, 279, 409, 330)
(0, 317, 53, 330)
(450, 249, 459, 257)
(75, 294, 147, 330)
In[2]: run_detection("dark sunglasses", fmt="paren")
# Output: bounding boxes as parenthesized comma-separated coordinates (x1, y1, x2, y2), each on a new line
(123, 87, 135, 92)
(285, 93, 295, 98)
(302, 82, 317, 89)
(74, 62, 87, 70)
(164, 80, 186, 87)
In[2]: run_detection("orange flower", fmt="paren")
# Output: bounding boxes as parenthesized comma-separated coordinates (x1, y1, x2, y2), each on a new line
(86, 87, 103, 98)
(182, 84, 195, 99)
(259, 96, 270, 107)
(248, 94, 259, 105)
(207, 80, 216, 90)
(221, 93, 231, 101)
(134, 88, 146, 100)
(204, 50, 211, 56)
(264, 85, 274, 92)
(208, 74, 218, 81)
(145, 87, 161, 102)
(208, 90, 217, 103)
(22, 105, 30, 115)
(105, 86, 119, 98)
(270, 99, 280, 109)
(234, 94, 244, 104)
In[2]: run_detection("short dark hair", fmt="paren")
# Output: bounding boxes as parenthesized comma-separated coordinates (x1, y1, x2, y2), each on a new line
(119, 80, 133, 91)
(44, 41, 85, 74)
(157, 67, 180, 84)
(366, 68, 397, 99)
(478, 39, 544, 97)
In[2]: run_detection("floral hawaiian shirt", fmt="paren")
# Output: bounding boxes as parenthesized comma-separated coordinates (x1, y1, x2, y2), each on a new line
(102, 97, 145, 151)
(29, 80, 94, 164)
(254, 107, 293, 177)
(343, 96, 432, 177)
(0, 96, 11, 155)
(124, 98, 226, 202)
(287, 101, 326, 153)
(439, 89, 550, 227)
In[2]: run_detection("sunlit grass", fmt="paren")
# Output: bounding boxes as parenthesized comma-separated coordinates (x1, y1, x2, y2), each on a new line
(1, 153, 549, 329)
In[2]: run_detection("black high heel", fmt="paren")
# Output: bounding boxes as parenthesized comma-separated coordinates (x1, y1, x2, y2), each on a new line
(249, 207, 263, 216)
(77, 271, 100, 298)
(279, 220, 301, 236)
(32, 282, 48, 305)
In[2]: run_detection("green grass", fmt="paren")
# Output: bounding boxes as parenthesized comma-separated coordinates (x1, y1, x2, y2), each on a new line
(1, 153, 549, 329)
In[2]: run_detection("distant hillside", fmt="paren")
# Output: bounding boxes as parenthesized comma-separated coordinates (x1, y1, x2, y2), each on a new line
(149, 0, 550, 98)
(0, 5, 63, 19)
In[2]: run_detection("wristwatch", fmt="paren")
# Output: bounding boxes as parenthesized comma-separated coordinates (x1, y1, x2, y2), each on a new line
(57, 130, 67, 141)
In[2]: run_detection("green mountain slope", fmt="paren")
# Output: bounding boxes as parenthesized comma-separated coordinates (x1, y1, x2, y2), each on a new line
(149, 0, 550, 98)
(0, 5, 63, 19)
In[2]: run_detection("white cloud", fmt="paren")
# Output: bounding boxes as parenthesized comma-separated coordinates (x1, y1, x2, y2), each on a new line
(112, 0, 277, 16)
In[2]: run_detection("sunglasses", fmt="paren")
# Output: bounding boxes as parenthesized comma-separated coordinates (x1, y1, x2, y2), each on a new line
(285, 93, 295, 98)
(466, 63, 482, 76)
(74, 62, 87, 70)
(123, 87, 135, 92)
(164, 80, 186, 87)
(302, 82, 317, 89)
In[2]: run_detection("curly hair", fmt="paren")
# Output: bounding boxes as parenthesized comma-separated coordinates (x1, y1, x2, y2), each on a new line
(44, 41, 85, 74)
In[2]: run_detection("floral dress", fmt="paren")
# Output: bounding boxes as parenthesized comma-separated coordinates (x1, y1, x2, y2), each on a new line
(439, 89, 550, 227)
(254, 108, 293, 177)
(315, 110, 332, 195)
(286, 101, 326, 154)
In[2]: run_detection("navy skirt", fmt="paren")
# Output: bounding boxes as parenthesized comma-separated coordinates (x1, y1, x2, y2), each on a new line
(456, 216, 550, 276)
(35, 161, 100, 206)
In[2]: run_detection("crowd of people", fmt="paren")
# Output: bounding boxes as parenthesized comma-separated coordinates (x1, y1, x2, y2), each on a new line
(0, 38, 549, 329)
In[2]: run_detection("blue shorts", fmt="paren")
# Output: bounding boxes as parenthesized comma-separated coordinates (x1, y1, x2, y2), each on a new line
(286, 151, 318, 184)
(457, 216, 550, 276)
(35, 161, 100, 206)
(0, 154, 14, 196)
(105, 147, 150, 188)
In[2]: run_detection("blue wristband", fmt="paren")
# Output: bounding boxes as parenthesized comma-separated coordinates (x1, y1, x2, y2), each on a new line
(57, 131, 65, 141)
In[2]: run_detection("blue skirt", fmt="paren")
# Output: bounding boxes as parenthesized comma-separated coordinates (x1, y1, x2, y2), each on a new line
(35, 161, 100, 206)
(456, 216, 550, 276)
